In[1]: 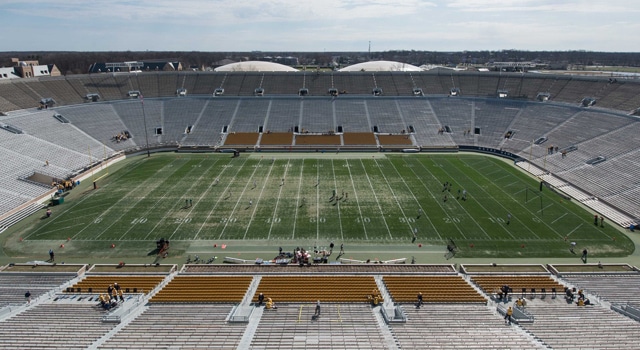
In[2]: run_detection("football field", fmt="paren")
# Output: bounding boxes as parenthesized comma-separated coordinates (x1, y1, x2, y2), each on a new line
(14, 152, 634, 259)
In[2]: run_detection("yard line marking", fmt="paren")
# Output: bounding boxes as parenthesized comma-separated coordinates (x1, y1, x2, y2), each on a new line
(192, 157, 250, 240)
(411, 158, 477, 240)
(149, 159, 218, 240)
(551, 213, 568, 224)
(265, 159, 290, 240)
(25, 155, 154, 239)
(492, 174, 512, 183)
(35, 222, 87, 236)
(290, 159, 305, 240)
(330, 159, 344, 241)
(76, 158, 186, 240)
(154, 158, 223, 240)
(452, 158, 550, 240)
(391, 158, 443, 241)
(345, 159, 368, 240)
(316, 159, 321, 240)
(123, 158, 215, 240)
(372, 159, 408, 240)
(359, 159, 392, 240)
(513, 188, 527, 196)
(215, 157, 260, 240)
(566, 223, 583, 238)
(537, 203, 554, 214)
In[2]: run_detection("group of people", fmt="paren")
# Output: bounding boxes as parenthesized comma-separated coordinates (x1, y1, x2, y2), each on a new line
(112, 132, 129, 143)
(52, 179, 75, 191)
(496, 285, 512, 301)
(367, 288, 383, 306)
(565, 287, 591, 306)
(440, 181, 467, 202)
(275, 242, 345, 265)
(257, 293, 322, 318)
(98, 283, 125, 310)
(256, 293, 278, 310)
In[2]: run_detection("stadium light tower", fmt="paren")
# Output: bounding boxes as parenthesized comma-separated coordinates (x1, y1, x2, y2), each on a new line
(140, 93, 151, 157)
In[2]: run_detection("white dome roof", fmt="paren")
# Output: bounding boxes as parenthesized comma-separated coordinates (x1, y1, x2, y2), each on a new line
(214, 61, 298, 72)
(339, 61, 422, 72)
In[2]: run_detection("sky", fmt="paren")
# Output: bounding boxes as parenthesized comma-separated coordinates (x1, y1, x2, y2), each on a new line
(2, 0, 639, 52)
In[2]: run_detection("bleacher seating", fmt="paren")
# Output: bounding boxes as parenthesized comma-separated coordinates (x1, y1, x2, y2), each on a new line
(561, 273, 640, 306)
(253, 276, 378, 303)
(0, 270, 76, 307)
(0, 303, 117, 349)
(149, 275, 252, 303)
(66, 275, 165, 295)
(252, 303, 390, 350)
(519, 299, 640, 349)
(390, 304, 541, 349)
(98, 304, 246, 349)
(38, 77, 84, 106)
(383, 275, 486, 303)
(0, 265, 638, 348)
(471, 275, 565, 298)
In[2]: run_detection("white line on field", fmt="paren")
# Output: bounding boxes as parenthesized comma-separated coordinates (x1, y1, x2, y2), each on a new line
(345, 159, 368, 240)
(193, 157, 250, 240)
(330, 159, 344, 241)
(291, 159, 305, 240)
(265, 159, 289, 240)
(359, 159, 393, 240)
(551, 213, 568, 224)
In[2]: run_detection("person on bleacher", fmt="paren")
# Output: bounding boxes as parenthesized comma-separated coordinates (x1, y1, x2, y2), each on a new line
(257, 293, 265, 306)
(114, 282, 123, 301)
(416, 292, 423, 309)
(98, 293, 109, 309)
(500, 285, 510, 300)
(504, 306, 513, 325)
(266, 297, 277, 310)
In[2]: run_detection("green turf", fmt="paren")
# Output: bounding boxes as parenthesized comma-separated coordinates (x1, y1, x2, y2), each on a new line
(9, 153, 634, 259)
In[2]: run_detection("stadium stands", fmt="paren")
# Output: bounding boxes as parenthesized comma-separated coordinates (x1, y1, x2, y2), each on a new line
(471, 275, 565, 299)
(253, 276, 378, 303)
(149, 276, 253, 303)
(390, 304, 542, 349)
(561, 273, 640, 306)
(66, 275, 165, 295)
(251, 303, 390, 350)
(2, 263, 640, 348)
(0, 269, 76, 307)
(1, 71, 639, 225)
(98, 304, 246, 349)
(383, 275, 486, 303)
(518, 299, 640, 349)
(0, 303, 118, 350)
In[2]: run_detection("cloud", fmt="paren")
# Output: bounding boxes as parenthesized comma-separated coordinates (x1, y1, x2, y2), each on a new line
(446, 0, 639, 13)
(2, 0, 638, 51)
(4, 0, 438, 23)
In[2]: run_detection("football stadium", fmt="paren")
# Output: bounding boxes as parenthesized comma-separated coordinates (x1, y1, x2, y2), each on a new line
(0, 66, 640, 349)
